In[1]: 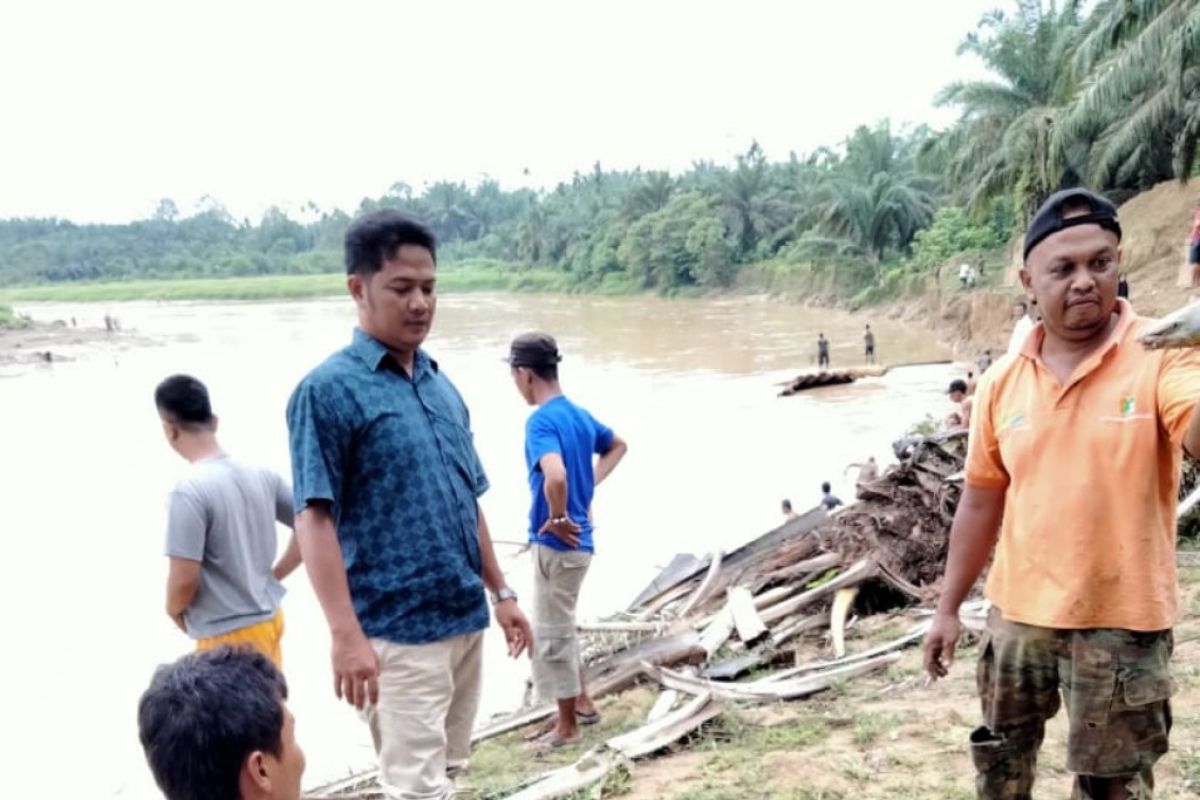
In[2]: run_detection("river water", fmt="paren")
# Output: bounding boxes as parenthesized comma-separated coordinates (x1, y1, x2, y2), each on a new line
(0, 293, 955, 798)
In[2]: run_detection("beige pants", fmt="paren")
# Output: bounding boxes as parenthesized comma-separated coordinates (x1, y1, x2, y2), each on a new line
(364, 632, 483, 800)
(531, 545, 592, 702)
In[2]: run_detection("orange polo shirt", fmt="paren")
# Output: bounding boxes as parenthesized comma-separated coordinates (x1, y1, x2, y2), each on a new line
(967, 299, 1200, 630)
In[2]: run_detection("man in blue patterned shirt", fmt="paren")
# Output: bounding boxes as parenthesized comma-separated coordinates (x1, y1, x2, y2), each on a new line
(286, 210, 532, 800)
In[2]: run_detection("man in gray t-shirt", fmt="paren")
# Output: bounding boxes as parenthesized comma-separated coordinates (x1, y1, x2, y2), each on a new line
(155, 375, 299, 668)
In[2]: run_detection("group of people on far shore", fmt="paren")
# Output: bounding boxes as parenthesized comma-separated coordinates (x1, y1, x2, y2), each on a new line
(815, 324, 876, 369)
(139, 211, 628, 800)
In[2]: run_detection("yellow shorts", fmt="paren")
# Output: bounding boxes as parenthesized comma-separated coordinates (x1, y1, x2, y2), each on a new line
(196, 610, 284, 670)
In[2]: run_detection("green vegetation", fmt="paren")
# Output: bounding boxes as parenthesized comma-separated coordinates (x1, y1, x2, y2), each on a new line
(0, 302, 29, 328)
(0, 1, 1196, 305)
(0, 264, 572, 303)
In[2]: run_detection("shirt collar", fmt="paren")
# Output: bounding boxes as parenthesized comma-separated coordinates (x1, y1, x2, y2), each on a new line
(350, 328, 438, 377)
(1018, 298, 1135, 362)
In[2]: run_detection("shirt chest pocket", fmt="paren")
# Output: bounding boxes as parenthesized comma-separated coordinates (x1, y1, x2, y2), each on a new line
(426, 411, 482, 496)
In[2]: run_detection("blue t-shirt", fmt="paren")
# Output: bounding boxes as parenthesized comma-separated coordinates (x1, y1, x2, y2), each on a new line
(286, 329, 490, 646)
(525, 395, 614, 553)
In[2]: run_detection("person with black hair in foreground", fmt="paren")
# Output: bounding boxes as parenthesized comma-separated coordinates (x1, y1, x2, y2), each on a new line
(138, 646, 305, 800)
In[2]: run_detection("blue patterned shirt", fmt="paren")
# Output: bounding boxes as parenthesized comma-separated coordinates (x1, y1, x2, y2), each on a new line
(286, 328, 490, 645)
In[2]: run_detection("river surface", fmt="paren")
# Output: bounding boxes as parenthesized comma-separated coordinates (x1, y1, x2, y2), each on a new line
(0, 293, 956, 798)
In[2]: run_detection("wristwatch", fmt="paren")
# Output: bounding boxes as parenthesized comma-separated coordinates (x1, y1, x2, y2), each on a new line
(491, 586, 518, 606)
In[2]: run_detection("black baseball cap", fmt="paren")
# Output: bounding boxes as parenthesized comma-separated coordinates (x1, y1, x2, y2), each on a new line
(505, 332, 562, 368)
(1023, 188, 1122, 262)
(947, 379, 968, 395)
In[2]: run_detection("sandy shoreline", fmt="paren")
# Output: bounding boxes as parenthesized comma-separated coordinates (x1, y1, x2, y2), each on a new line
(0, 321, 155, 369)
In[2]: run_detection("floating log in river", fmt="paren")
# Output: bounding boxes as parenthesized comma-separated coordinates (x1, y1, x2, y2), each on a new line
(778, 359, 953, 396)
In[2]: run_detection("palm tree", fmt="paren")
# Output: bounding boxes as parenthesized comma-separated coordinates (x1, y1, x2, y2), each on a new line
(816, 171, 936, 265)
(622, 171, 676, 218)
(717, 142, 791, 256)
(1057, 0, 1200, 188)
(932, 1, 1083, 218)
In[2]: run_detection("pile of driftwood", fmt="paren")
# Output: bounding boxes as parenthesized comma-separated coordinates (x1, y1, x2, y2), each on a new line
(305, 432, 975, 800)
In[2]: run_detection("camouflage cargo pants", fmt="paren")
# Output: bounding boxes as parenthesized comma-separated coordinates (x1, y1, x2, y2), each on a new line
(973, 609, 1174, 799)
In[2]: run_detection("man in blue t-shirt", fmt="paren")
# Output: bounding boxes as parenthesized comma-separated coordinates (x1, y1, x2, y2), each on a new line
(506, 332, 628, 748)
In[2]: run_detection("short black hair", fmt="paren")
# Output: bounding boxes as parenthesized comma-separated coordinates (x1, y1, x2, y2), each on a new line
(821, 482, 831, 493)
(138, 647, 288, 800)
(344, 209, 437, 276)
(529, 363, 558, 381)
(155, 374, 215, 430)
(782, 499, 793, 512)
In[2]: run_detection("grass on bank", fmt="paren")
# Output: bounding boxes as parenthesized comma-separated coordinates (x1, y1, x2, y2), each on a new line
(0, 302, 30, 328)
(458, 569, 1200, 800)
(0, 265, 578, 304)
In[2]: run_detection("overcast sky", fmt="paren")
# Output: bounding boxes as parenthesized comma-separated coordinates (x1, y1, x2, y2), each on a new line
(0, 0, 1000, 224)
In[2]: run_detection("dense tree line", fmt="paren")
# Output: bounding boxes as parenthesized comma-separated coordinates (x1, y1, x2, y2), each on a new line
(0, 0, 1195, 295)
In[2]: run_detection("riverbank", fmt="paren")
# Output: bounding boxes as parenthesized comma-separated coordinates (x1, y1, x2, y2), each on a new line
(0, 319, 153, 369)
(454, 567, 1200, 800)
(0, 266, 578, 303)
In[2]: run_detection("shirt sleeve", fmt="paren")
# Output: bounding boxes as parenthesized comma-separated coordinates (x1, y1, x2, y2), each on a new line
(165, 485, 207, 561)
(964, 375, 1009, 489)
(286, 378, 350, 515)
(526, 412, 562, 467)
(1157, 348, 1200, 445)
(591, 414, 615, 454)
(273, 472, 296, 527)
(463, 408, 490, 498)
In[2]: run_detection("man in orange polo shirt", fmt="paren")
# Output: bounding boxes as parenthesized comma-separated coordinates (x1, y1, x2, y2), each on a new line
(923, 188, 1200, 799)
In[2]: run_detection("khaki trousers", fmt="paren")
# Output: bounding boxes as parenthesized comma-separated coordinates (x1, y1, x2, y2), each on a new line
(531, 545, 592, 701)
(364, 632, 483, 800)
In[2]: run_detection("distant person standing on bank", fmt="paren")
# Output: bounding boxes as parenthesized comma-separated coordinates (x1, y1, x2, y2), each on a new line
(155, 374, 301, 669)
(817, 333, 830, 369)
(1188, 197, 1200, 287)
(507, 332, 627, 748)
(820, 481, 842, 510)
(781, 499, 798, 521)
(864, 325, 876, 364)
(286, 211, 532, 800)
(1117, 271, 1130, 300)
(1007, 299, 1037, 356)
(977, 348, 993, 374)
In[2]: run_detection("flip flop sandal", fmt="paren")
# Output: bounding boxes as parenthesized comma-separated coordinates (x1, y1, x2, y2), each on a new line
(526, 731, 581, 752)
(576, 711, 602, 726)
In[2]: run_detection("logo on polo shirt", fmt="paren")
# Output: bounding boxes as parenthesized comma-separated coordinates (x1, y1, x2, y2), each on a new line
(999, 410, 1027, 431)
(1100, 394, 1152, 423)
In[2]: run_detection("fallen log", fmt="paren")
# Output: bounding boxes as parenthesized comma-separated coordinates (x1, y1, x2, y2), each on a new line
(648, 652, 902, 702)
(752, 552, 843, 593)
(608, 691, 722, 758)
(647, 689, 680, 723)
(474, 632, 704, 744)
(678, 550, 723, 617)
(576, 620, 666, 634)
(761, 622, 929, 683)
(770, 610, 831, 648)
(760, 559, 877, 625)
(727, 586, 768, 644)
(503, 693, 723, 800)
(830, 586, 859, 658)
(699, 605, 735, 658)
(627, 553, 710, 611)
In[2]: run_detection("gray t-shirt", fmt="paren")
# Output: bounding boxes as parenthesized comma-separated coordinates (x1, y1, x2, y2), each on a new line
(165, 455, 293, 638)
